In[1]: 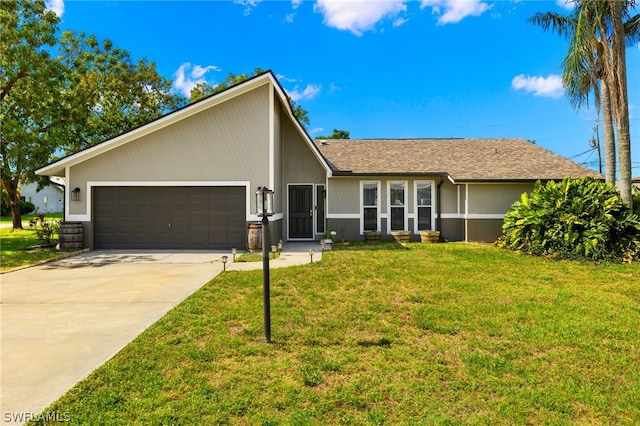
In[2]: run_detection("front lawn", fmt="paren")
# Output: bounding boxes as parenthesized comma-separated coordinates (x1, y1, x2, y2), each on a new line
(33, 243, 640, 424)
(0, 212, 63, 224)
(0, 228, 60, 272)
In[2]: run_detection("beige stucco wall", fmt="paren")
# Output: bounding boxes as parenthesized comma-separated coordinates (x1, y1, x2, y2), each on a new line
(440, 180, 460, 215)
(68, 85, 271, 216)
(467, 183, 532, 215)
(280, 115, 326, 185)
(327, 178, 360, 214)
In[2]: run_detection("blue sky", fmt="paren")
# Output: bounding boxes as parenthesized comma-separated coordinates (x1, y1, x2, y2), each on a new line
(46, 0, 639, 175)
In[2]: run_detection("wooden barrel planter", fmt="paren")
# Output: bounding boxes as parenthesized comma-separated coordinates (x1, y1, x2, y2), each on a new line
(59, 222, 84, 251)
(391, 231, 412, 243)
(247, 222, 262, 251)
(420, 230, 440, 243)
(364, 231, 381, 243)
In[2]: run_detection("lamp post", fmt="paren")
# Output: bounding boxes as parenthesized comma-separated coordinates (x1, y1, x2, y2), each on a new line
(256, 186, 274, 343)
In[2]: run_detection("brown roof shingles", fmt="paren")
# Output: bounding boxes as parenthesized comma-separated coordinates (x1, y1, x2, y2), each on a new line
(314, 138, 603, 182)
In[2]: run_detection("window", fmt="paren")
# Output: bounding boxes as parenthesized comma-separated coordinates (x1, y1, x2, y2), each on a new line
(416, 181, 433, 231)
(389, 181, 407, 231)
(361, 182, 379, 231)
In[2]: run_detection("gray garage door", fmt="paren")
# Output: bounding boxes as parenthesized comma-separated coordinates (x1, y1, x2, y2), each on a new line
(94, 186, 246, 249)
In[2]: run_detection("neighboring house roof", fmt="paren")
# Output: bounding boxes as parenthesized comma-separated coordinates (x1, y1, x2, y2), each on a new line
(37, 70, 329, 177)
(314, 138, 603, 182)
(633, 176, 640, 183)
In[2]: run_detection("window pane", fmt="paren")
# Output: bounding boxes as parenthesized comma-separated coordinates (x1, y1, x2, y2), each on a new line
(391, 207, 404, 230)
(417, 182, 431, 206)
(418, 206, 432, 230)
(364, 207, 377, 231)
(390, 182, 405, 205)
(363, 183, 377, 206)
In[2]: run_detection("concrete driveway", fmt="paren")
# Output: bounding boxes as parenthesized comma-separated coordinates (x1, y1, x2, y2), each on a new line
(0, 250, 227, 425)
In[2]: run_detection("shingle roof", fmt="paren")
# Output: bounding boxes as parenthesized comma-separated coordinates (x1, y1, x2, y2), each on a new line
(314, 138, 603, 182)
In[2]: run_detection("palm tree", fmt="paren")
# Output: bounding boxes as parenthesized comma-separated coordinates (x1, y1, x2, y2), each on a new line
(605, 0, 635, 210)
(528, 1, 639, 195)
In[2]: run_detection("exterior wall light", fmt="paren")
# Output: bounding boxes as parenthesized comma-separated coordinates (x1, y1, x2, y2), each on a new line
(71, 187, 81, 201)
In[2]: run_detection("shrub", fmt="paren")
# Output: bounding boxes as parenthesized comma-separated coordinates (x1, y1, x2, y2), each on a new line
(1, 192, 36, 216)
(19, 200, 36, 215)
(498, 177, 640, 262)
(29, 214, 60, 245)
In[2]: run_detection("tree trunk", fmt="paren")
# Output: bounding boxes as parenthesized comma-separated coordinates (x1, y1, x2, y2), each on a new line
(3, 177, 24, 230)
(600, 81, 617, 185)
(609, 0, 633, 210)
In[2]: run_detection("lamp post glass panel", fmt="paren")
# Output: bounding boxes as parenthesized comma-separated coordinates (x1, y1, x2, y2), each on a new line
(256, 187, 274, 343)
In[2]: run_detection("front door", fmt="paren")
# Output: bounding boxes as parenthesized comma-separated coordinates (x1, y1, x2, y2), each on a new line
(289, 185, 313, 239)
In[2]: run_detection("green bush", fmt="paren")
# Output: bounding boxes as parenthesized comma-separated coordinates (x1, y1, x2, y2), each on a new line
(20, 200, 36, 215)
(1, 191, 36, 216)
(498, 177, 640, 262)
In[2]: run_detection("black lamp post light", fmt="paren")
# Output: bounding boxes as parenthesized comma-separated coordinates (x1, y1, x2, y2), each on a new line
(256, 186, 274, 343)
(221, 255, 228, 272)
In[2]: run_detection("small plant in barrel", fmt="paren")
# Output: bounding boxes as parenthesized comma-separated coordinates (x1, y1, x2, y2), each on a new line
(29, 214, 61, 246)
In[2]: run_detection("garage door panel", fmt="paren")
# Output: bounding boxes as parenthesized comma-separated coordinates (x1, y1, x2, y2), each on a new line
(94, 186, 246, 249)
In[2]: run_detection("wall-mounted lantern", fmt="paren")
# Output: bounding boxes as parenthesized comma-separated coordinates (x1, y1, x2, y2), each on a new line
(71, 187, 81, 201)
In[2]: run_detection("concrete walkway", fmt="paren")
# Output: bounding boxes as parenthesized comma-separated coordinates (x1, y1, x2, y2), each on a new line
(0, 243, 323, 425)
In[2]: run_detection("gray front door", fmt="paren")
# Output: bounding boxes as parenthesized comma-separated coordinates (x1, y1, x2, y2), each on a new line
(289, 185, 313, 239)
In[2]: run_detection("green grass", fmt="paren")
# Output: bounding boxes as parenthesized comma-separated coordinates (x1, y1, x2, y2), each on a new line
(0, 212, 63, 224)
(33, 243, 640, 425)
(0, 228, 60, 272)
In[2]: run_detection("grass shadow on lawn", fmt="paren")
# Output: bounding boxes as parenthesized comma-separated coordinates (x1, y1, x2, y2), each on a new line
(31, 242, 640, 425)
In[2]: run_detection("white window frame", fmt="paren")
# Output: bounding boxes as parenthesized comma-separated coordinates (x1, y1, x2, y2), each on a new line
(414, 180, 436, 233)
(360, 181, 381, 233)
(387, 180, 408, 233)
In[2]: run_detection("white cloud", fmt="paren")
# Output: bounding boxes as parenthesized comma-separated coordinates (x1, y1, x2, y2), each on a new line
(291, 0, 303, 9)
(393, 17, 409, 27)
(235, 0, 263, 15)
(172, 63, 221, 97)
(511, 74, 564, 98)
(287, 84, 321, 102)
(276, 74, 298, 83)
(285, 13, 296, 23)
(420, 0, 491, 25)
(45, 0, 64, 17)
(310, 127, 325, 135)
(314, 0, 407, 36)
(555, 0, 575, 11)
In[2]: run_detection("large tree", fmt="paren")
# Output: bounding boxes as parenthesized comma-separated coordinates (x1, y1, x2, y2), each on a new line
(528, 1, 639, 190)
(1, 0, 182, 229)
(606, 0, 634, 210)
(1, 0, 65, 229)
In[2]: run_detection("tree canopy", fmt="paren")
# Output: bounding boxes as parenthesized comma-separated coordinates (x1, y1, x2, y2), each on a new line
(1, 0, 181, 228)
(529, 0, 638, 209)
(317, 129, 350, 139)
